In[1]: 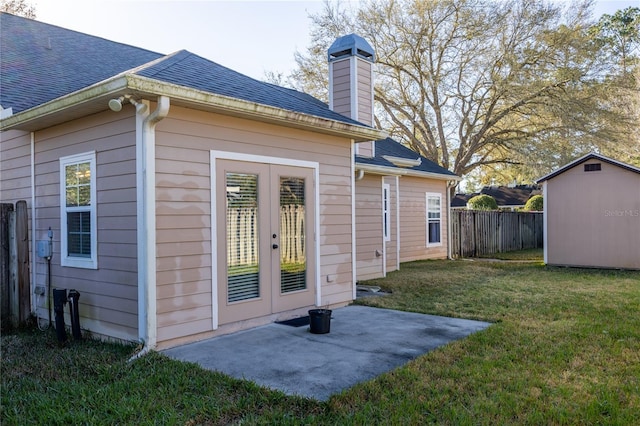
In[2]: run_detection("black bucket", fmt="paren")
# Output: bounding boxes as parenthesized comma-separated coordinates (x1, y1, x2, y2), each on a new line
(308, 309, 332, 334)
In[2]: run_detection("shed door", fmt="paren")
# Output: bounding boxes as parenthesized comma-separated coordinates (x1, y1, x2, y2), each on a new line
(216, 159, 315, 325)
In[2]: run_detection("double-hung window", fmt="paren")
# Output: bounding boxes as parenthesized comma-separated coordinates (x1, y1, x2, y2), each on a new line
(426, 193, 442, 247)
(60, 152, 97, 269)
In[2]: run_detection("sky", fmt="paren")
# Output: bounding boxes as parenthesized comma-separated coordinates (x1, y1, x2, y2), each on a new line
(29, 0, 640, 81)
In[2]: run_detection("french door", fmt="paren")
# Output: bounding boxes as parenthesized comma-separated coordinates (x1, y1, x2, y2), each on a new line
(215, 159, 316, 325)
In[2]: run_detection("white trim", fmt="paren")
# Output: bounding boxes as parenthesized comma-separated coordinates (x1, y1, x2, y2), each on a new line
(209, 150, 322, 321)
(59, 151, 97, 269)
(382, 178, 388, 277)
(351, 141, 357, 299)
(210, 152, 219, 329)
(356, 163, 461, 181)
(426, 192, 443, 248)
(382, 155, 421, 168)
(542, 182, 548, 264)
(30, 132, 36, 311)
(1, 74, 386, 143)
(350, 56, 358, 122)
(370, 61, 375, 158)
(383, 182, 391, 243)
(395, 175, 400, 270)
(328, 60, 335, 111)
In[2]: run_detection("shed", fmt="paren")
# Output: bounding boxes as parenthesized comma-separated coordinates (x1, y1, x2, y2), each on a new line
(536, 153, 640, 270)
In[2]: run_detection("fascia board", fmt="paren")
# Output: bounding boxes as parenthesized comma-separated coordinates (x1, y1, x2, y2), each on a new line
(356, 163, 461, 181)
(1, 74, 386, 142)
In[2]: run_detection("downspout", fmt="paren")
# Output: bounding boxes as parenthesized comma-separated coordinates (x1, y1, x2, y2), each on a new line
(446, 180, 456, 260)
(355, 169, 364, 181)
(132, 96, 170, 360)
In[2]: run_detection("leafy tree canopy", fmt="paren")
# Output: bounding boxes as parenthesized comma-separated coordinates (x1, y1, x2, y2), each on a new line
(1, 0, 36, 18)
(280, 0, 639, 188)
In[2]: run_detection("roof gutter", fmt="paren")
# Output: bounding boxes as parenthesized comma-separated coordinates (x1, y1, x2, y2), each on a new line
(1, 74, 385, 142)
(0, 76, 130, 131)
(355, 163, 461, 181)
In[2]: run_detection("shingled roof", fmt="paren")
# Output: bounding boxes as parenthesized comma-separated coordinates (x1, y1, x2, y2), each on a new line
(355, 138, 458, 179)
(0, 12, 162, 113)
(0, 12, 361, 127)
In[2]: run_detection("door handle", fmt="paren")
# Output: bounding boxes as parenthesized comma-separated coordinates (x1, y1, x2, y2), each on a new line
(272, 244, 279, 249)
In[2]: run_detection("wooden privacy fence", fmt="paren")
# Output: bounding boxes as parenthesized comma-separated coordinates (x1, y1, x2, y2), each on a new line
(226, 205, 305, 266)
(1, 201, 31, 328)
(451, 210, 543, 258)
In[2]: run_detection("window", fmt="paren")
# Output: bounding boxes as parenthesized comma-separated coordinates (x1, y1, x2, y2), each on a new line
(426, 193, 442, 247)
(383, 184, 391, 242)
(584, 163, 601, 172)
(60, 152, 97, 268)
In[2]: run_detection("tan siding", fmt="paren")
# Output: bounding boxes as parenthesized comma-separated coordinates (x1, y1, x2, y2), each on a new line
(331, 58, 352, 118)
(399, 176, 448, 262)
(355, 174, 384, 280)
(31, 110, 139, 341)
(1, 130, 32, 203)
(356, 59, 373, 126)
(546, 161, 640, 269)
(155, 106, 354, 345)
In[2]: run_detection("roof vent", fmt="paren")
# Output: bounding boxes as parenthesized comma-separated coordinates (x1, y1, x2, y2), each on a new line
(328, 34, 375, 62)
(584, 163, 601, 172)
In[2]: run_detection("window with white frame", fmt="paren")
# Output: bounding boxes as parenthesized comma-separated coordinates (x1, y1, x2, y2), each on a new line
(60, 152, 97, 269)
(426, 193, 442, 246)
(383, 183, 391, 242)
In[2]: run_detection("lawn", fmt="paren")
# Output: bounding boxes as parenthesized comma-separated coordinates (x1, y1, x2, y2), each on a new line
(2, 257, 639, 425)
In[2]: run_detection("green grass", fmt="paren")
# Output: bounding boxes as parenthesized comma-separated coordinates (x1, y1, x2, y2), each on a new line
(2, 259, 639, 424)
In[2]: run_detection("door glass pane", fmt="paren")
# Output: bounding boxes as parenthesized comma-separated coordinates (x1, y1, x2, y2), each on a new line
(226, 173, 259, 302)
(280, 177, 306, 293)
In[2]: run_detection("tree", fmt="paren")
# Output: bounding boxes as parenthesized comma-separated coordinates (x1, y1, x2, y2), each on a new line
(284, 0, 638, 188)
(467, 194, 498, 211)
(0, 0, 36, 18)
(523, 195, 543, 211)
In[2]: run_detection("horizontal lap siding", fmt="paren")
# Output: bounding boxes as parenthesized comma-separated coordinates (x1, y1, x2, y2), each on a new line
(331, 59, 352, 119)
(155, 107, 353, 343)
(33, 110, 139, 341)
(355, 174, 383, 280)
(399, 177, 448, 262)
(1, 130, 32, 203)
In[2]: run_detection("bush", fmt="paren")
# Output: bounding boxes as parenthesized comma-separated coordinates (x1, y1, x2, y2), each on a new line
(524, 195, 543, 211)
(467, 194, 498, 210)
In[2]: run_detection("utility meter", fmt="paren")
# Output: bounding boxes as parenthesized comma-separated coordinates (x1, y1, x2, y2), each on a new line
(37, 240, 52, 258)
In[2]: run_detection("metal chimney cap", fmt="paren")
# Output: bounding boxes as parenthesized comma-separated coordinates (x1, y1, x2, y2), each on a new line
(328, 34, 375, 62)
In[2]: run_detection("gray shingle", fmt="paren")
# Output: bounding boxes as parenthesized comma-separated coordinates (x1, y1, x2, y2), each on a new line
(1, 13, 364, 127)
(356, 137, 457, 177)
(0, 12, 162, 113)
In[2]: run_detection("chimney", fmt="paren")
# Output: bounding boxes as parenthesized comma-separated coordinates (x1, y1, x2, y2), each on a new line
(328, 34, 376, 158)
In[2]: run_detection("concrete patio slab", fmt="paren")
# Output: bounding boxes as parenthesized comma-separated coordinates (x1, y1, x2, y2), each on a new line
(163, 305, 491, 401)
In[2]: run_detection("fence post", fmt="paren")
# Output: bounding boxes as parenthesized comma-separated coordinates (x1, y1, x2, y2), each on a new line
(1, 203, 14, 327)
(16, 200, 30, 324)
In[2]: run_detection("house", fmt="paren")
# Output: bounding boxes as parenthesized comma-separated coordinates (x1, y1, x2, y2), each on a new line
(0, 13, 458, 349)
(326, 35, 460, 281)
(536, 153, 640, 270)
(452, 184, 541, 211)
